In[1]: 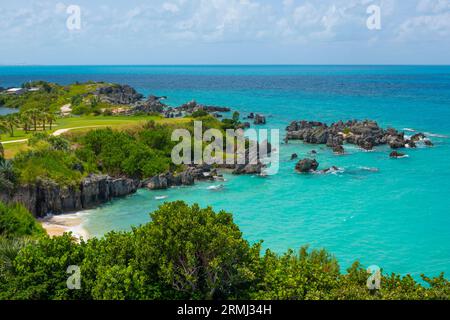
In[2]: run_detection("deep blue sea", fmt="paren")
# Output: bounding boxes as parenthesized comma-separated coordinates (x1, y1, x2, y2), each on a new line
(1, 65, 449, 279)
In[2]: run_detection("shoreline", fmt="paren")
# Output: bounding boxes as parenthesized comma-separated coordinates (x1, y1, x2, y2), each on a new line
(39, 212, 90, 241)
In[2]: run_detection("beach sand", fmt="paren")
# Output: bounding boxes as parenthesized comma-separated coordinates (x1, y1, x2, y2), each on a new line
(39, 213, 90, 241)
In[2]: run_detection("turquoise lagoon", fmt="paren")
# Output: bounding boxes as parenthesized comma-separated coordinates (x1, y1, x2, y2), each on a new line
(1, 65, 449, 279)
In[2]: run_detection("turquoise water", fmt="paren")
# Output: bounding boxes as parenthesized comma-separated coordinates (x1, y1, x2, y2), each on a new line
(1, 65, 449, 279)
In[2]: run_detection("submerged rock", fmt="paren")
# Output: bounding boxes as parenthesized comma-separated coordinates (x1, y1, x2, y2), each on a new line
(424, 140, 434, 147)
(290, 153, 298, 160)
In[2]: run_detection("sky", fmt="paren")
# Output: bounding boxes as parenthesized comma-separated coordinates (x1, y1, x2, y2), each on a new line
(0, 0, 449, 65)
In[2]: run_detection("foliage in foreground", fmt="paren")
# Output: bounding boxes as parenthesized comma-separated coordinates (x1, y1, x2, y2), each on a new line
(0, 202, 45, 239)
(0, 201, 448, 300)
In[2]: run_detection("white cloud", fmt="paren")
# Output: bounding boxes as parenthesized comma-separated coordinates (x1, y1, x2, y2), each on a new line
(162, 2, 180, 13)
(416, 0, 450, 13)
(396, 0, 450, 41)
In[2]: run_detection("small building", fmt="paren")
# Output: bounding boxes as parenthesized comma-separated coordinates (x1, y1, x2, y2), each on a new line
(6, 87, 25, 94)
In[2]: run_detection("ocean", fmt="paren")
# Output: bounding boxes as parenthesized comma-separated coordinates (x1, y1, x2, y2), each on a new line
(1, 65, 449, 279)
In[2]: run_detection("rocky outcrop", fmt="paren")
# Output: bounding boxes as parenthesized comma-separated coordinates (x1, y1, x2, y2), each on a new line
(285, 119, 428, 152)
(290, 153, 298, 160)
(143, 165, 217, 190)
(131, 95, 167, 114)
(1, 175, 139, 217)
(176, 100, 231, 114)
(424, 140, 434, 147)
(295, 158, 319, 173)
(95, 85, 144, 105)
(253, 114, 266, 125)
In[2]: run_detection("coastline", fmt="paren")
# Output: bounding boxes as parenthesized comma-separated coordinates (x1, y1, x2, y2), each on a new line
(39, 212, 90, 241)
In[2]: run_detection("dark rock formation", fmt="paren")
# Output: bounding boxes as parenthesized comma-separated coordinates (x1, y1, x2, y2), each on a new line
(131, 95, 167, 113)
(411, 133, 426, 142)
(176, 100, 230, 114)
(390, 151, 406, 158)
(405, 140, 417, 148)
(295, 158, 319, 173)
(285, 119, 420, 152)
(144, 165, 216, 190)
(290, 153, 298, 160)
(318, 166, 340, 174)
(247, 113, 255, 119)
(96, 85, 143, 105)
(237, 122, 251, 129)
(424, 140, 434, 147)
(332, 145, 345, 154)
(253, 114, 266, 125)
(0, 175, 139, 217)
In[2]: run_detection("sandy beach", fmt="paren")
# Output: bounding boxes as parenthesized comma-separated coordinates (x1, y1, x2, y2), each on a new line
(39, 212, 90, 241)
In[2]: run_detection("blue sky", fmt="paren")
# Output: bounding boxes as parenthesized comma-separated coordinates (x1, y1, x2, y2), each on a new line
(0, 0, 449, 65)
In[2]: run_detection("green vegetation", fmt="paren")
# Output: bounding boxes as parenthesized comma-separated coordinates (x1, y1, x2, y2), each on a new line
(76, 124, 174, 178)
(191, 109, 209, 118)
(0, 202, 44, 238)
(0, 201, 448, 300)
(5, 111, 228, 186)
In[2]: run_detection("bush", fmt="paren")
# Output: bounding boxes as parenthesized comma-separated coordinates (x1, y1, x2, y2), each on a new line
(0, 202, 44, 238)
(0, 201, 449, 300)
(12, 149, 84, 186)
(191, 110, 209, 118)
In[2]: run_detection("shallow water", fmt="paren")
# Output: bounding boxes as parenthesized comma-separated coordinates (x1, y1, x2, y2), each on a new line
(1, 65, 449, 279)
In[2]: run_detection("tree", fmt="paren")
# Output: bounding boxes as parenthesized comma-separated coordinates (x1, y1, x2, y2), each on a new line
(20, 113, 31, 134)
(23, 109, 40, 131)
(133, 201, 257, 300)
(0, 114, 20, 137)
(45, 113, 56, 130)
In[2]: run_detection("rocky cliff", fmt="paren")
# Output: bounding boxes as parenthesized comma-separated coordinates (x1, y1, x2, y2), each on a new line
(0, 174, 139, 217)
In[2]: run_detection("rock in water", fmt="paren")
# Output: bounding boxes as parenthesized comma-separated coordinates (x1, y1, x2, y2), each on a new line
(390, 151, 406, 158)
(295, 158, 319, 173)
(411, 133, 426, 142)
(253, 114, 266, 125)
(290, 153, 298, 160)
(332, 145, 345, 154)
(405, 140, 417, 148)
(424, 140, 434, 147)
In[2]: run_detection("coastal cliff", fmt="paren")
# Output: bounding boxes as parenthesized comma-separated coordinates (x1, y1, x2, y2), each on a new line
(0, 174, 139, 217)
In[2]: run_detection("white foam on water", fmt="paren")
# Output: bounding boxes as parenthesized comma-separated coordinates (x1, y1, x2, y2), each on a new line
(358, 166, 379, 172)
(207, 184, 225, 191)
(424, 132, 448, 138)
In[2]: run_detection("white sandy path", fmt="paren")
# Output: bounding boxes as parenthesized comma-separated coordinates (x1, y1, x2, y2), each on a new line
(1, 125, 107, 144)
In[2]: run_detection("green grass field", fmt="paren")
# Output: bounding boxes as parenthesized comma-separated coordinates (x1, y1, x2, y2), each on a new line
(1, 115, 192, 158)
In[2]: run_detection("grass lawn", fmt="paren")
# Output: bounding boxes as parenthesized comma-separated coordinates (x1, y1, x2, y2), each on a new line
(1, 115, 193, 158)
(3, 142, 30, 159)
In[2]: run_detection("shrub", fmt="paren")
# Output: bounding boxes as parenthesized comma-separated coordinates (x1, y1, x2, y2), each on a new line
(0, 202, 44, 238)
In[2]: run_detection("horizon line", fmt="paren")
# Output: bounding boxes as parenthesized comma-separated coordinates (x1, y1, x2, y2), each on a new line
(1, 64, 450, 67)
